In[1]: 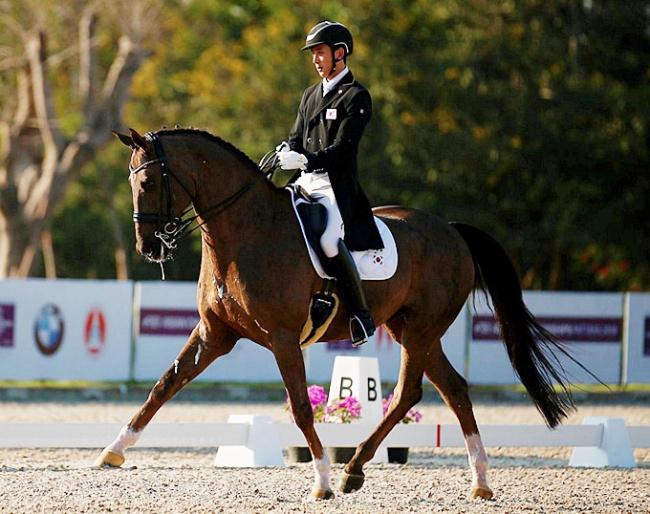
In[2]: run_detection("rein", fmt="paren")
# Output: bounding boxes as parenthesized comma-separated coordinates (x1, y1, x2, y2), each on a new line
(131, 131, 271, 278)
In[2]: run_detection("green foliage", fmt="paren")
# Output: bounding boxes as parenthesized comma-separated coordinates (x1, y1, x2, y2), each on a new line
(47, 0, 650, 290)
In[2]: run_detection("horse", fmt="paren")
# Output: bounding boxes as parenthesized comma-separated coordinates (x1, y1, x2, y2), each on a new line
(96, 127, 580, 501)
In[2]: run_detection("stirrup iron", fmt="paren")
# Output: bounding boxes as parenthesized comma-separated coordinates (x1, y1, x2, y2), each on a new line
(350, 315, 371, 347)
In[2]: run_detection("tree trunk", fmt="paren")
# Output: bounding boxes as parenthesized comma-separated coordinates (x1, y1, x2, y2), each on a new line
(114, 247, 129, 281)
(41, 229, 57, 279)
(99, 164, 130, 280)
(0, 209, 39, 278)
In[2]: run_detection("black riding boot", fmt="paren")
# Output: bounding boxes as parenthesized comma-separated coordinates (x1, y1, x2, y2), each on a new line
(328, 239, 376, 346)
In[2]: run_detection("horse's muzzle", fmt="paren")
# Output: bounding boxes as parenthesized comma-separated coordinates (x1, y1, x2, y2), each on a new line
(137, 238, 170, 263)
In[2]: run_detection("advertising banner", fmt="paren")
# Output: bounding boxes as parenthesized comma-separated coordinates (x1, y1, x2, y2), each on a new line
(0, 279, 637, 385)
(468, 292, 624, 385)
(623, 293, 650, 384)
(0, 279, 133, 381)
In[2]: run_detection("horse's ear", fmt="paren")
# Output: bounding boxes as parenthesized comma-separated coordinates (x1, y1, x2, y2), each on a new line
(112, 130, 134, 148)
(129, 128, 151, 151)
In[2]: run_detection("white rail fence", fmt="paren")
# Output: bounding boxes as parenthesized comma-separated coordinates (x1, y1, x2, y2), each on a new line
(1, 417, 648, 469)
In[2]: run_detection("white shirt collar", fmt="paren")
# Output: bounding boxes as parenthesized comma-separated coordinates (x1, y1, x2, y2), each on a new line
(322, 66, 349, 97)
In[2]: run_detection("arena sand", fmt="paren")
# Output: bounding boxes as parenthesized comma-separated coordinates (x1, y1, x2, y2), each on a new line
(1, 399, 648, 513)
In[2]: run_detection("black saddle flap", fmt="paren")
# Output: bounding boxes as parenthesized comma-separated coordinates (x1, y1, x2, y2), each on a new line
(297, 201, 327, 238)
(296, 201, 331, 271)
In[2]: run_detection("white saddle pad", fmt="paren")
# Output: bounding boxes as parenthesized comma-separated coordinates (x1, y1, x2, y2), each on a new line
(291, 196, 398, 281)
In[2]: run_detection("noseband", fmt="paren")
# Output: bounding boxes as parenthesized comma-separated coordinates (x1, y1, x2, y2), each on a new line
(130, 131, 270, 275)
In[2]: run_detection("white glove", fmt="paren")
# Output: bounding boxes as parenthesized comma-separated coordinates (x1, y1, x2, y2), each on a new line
(277, 150, 308, 171)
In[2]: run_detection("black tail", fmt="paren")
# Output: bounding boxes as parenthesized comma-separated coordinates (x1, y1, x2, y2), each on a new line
(451, 222, 578, 428)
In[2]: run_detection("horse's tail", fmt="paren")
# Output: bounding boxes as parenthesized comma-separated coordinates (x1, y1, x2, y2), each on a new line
(450, 221, 578, 428)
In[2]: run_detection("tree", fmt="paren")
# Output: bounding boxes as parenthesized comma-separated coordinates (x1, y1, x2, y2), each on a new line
(0, 0, 161, 278)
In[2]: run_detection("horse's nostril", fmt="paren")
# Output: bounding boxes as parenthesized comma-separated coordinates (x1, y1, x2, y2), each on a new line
(137, 241, 153, 257)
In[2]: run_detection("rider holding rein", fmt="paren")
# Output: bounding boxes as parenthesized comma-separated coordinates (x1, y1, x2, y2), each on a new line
(276, 21, 383, 346)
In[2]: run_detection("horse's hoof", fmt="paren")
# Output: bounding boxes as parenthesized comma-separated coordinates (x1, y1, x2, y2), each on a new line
(93, 450, 125, 468)
(471, 487, 494, 500)
(310, 488, 335, 500)
(338, 471, 365, 493)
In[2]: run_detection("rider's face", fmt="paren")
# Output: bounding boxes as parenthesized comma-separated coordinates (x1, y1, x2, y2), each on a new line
(311, 44, 344, 79)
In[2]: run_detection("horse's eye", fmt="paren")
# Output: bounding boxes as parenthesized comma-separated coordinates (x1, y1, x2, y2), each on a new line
(141, 177, 156, 191)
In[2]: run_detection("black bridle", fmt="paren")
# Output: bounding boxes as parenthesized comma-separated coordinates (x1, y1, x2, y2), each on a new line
(130, 131, 273, 277)
(130, 132, 196, 254)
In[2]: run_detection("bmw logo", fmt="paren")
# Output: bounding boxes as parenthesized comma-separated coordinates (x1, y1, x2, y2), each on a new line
(34, 303, 65, 356)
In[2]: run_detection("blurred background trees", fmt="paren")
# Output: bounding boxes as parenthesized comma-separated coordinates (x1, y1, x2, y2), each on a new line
(1, 0, 648, 290)
(0, 0, 161, 278)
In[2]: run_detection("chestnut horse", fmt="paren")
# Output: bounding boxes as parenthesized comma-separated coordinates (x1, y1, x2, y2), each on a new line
(96, 127, 579, 501)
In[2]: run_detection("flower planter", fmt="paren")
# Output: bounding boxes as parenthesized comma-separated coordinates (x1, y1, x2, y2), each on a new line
(387, 447, 409, 464)
(326, 446, 356, 463)
(286, 446, 312, 463)
(286, 446, 357, 464)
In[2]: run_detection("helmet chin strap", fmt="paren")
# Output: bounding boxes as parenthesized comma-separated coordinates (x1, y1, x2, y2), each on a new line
(328, 46, 342, 78)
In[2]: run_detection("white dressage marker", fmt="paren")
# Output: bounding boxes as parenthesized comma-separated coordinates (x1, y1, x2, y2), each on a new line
(569, 417, 636, 468)
(328, 356, 388, 463)
(213, 414, 285, 468)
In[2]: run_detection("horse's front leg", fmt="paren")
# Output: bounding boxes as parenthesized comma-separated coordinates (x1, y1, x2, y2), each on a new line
(339, 342, 425, 493)
(273, 338, 334, 501)
(94, 320, 237, 468)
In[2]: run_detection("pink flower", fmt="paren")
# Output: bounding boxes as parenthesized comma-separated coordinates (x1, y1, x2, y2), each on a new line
(285, 385, 362, 423)
(382, 394, 422, 424)
(325, 396, 362, 423)
(307, 385, 328, 409)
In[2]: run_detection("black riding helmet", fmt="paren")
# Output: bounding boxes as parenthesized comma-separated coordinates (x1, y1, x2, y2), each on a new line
(301, 21, 354, 56)
(302, 21, 353, 78)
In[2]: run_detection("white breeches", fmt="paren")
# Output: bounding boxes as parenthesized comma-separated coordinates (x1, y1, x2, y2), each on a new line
(295, 172, 344, 258)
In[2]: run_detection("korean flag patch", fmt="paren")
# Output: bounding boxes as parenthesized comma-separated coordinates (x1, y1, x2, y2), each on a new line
(326, 108, 337, 120)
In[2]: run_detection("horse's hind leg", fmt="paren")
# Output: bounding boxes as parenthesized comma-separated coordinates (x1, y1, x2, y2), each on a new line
(340, 340, 426, 493)
(94, 320, 237, 468)
(424, 340, 493, 500)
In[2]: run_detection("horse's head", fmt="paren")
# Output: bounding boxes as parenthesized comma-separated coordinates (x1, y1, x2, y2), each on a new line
(114, 128, 195, 263)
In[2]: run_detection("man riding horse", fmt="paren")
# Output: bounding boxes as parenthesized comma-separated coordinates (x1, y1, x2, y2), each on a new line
(276, 21, 383, 346)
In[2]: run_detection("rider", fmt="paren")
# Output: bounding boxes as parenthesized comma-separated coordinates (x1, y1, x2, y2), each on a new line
(276, 21, 383, 346)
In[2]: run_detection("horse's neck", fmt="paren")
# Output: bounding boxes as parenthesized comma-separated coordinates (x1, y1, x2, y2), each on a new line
(191, 147, 291, 272)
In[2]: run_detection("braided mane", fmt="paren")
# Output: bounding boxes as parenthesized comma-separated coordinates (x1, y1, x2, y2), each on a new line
(156, 127, 260, 171)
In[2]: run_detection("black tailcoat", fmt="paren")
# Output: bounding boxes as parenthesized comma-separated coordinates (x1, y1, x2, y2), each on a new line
(288, 71, 383, 251)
